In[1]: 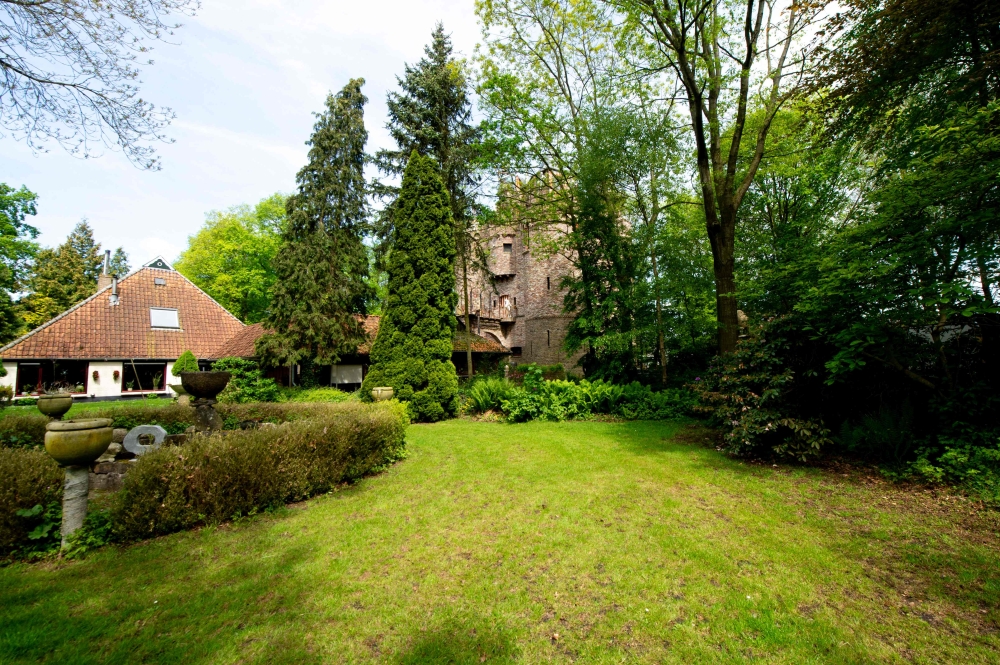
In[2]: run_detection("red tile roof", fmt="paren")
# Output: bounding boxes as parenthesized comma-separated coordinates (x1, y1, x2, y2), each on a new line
(215, 315, 509, 359)
(0, 266, 245, 360)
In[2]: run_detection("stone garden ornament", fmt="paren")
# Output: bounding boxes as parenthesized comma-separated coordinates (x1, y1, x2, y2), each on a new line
(122, 425, 168, 456)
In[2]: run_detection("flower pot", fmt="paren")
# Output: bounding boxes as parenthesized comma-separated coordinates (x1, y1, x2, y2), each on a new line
(371, 386, 394, 402)
(44, 418, 113, 467)
(179, 372, 231, 401)
(37, 394, 73, 420)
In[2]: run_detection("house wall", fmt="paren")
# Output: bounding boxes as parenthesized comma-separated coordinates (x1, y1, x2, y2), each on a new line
(0, 362, 16, 392)
(87, 361, 123, 398)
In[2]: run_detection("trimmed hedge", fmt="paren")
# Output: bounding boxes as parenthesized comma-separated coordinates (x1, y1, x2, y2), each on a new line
(0, 413, 48, 448)
(0, 447, 62, 552)
(109, 401, 408, 541)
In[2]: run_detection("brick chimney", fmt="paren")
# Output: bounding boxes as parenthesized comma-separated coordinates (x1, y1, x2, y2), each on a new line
(97, 250, 113, 290)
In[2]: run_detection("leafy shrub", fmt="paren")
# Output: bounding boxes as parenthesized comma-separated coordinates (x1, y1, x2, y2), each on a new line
(282, 387, 353, 403)
(692, 322, 831, 461)
(837, 404, 917, 466)
(466, 378, 515, 414)
(508, 363, 567, 383)
(0, 412, 48, 448)
(463, 365, 695, 423)
(110, 401, 408, 541)
(213, 357, 281, 403)
(13, 502, 62, 558)
(171, 350, 199, 376)
(0, 447, 62, 553)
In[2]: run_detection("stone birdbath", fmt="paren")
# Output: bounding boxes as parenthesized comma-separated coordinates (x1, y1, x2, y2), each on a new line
(43, 418, 113, 547)
(180, 371, 231, 432)
(37, 392, 74, 420)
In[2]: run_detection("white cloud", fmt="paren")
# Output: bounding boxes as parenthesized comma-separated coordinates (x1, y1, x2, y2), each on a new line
(139, 237, 185, 265)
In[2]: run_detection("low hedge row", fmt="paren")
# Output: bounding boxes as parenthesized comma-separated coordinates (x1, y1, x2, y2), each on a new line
(0, 402, 357, 449)
(0, 401, 408, 554)
(0, 447, 62, 552)
(109, 400, 408, 541)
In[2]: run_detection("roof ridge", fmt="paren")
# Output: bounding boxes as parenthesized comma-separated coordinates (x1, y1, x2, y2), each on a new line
(0, 266, 244, 357)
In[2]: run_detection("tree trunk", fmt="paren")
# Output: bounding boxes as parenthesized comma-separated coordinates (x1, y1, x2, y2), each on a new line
(707, 207, 739, 355)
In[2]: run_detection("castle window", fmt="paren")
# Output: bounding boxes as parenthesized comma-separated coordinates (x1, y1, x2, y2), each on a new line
(547, 276, 551, 290)
(547, 330, 551, 347)
(503, 242, 513, 254)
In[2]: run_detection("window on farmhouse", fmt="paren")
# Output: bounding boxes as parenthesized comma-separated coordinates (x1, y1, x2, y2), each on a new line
(150, 308, 179, 329)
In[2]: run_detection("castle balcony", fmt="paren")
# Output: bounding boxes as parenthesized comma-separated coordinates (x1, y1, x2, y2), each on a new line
(477, 304, 518, 323)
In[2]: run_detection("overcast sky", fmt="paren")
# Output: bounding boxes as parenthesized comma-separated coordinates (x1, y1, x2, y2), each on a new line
(0, 0, 480, 267)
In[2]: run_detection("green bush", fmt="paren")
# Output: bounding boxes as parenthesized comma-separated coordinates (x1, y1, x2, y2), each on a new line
(213, 357, 281, 403)
(466, 378, 515, 414)
(692, 324, 832, 462)
(282, 387, 353, 403)
(110, 401, 408, 541)
(0, 447, 62, 553)
(463, 365, 695, 423)
(0, 412, 48, 448)
(171, 350, 199, 376)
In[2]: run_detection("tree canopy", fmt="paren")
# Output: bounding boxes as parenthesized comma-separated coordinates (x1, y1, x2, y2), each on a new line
(175, 194, 286, 324)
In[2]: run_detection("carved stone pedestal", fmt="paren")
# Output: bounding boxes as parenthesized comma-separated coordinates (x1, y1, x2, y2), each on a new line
(193, 398, 223, 432)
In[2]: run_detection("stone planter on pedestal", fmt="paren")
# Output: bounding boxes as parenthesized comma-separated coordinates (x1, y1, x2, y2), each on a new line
(43, 418, 113, 548)
(37, 393, 73, 420)
(180, 371, 231, 432)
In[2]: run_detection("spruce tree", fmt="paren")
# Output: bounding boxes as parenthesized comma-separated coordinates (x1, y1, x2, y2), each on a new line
(362, 152, 458, 422)
(375, 23, 481, 376)
(16, 220, 104, 330)
(256, 79, 372, 367)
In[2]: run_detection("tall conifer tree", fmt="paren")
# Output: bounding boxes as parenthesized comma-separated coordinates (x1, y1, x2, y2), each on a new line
(257, 79, 372, 367)
(375, 23, 481, 376)
(362, 152, 458, 422)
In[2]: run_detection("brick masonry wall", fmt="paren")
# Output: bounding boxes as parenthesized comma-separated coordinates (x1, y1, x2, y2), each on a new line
(458, 222, 584, 374)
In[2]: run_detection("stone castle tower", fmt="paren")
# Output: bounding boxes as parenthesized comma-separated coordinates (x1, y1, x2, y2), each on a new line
(456, 222, 585, 373)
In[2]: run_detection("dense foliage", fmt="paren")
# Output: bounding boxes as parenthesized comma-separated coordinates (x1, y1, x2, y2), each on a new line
(464, 365, 696, 423)
(0, 447, 61, 554)
(109, 401, 408, 542)
(0, 183, 39, 343)
(257, 79, 373, 367)
(170, 350, 199, 376)
(175, 194, 286, 324)
(362, 153, 459, 422)
(213, 357, 281, 404)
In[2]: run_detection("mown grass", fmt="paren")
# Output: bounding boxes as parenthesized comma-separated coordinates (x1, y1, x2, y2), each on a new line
(0, 420, 997, 664)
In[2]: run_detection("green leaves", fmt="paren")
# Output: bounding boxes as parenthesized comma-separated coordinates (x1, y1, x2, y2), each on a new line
(363, 153, 459, 422)
(175, 194, 285, 324)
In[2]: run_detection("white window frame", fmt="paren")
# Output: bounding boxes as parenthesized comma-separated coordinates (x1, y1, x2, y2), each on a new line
(150, 307, 180, 329)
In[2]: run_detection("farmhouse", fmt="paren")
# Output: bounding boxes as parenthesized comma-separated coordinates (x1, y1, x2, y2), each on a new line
(0, 256, 509, 400)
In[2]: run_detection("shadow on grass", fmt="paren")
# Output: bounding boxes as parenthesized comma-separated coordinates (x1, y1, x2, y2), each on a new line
(395, 616, 519, 664)
(0, 535, 324, 665)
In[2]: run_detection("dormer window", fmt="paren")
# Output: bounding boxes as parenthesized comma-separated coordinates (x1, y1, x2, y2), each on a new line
(150, 308, 179, 329)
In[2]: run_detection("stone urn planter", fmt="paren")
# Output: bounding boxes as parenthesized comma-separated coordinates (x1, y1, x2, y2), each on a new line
(180, 371, 231, 431)
(44, 418, 113, 467)
(371, 386, 394, 402)
(43, 418, 113, 548)
(37, 393, 73, 420)
(179, 371, 231, 400)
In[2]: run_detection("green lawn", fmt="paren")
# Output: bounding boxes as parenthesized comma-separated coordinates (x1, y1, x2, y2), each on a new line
(1, 420, 998, 663)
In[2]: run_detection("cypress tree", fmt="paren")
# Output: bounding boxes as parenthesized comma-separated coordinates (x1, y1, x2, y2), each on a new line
(362, 152, 458, 422)
(375, 23, 481, 376)
(257, 79, 372, 367)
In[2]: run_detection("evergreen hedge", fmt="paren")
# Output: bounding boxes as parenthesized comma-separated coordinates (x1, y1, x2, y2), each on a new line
(362, 152, 459, 421)
(110, 401, 408, 541)
(0, 447, 61, 552)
